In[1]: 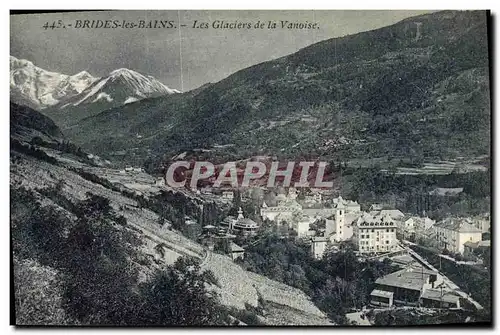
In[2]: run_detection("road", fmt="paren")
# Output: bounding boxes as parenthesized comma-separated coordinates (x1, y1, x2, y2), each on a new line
(406, 247, 484, 311)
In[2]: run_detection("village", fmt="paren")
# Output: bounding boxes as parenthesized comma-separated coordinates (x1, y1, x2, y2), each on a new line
(187, 184, 490, 319)
(85, 164, 491, 324)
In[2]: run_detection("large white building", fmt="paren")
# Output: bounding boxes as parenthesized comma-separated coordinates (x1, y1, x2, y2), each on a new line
(290, 212, 316, 238)
(352, 213, 399, 254)
(260, 188, 302, 222)
(434, 218, 482, 254)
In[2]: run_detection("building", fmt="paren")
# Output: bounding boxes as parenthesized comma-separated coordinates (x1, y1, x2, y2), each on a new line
(352, 213, 398, 254)
(412, 217, 436, 243)
(400, 216, 435, 240)
(470, 214, 490, 233)
(231, 208, 259, 235)
(370, 209, 405, 221)
(370, 266, 443, 307)
(399, 217, 416, 237)
(304, 189, 323, 203)
(420, 289, 461, 308)
(291, 213, 315, 238)
(222, 190, 234, 201)
(201, 187, 213, 194)
(260, 188, 302, 222)
(319, 196, 362, 242)
(228, 242, 245, 261)
(370, 289, 394, 307)
(332, 196, 361, 213)
(311, 236, 329, 259)
(463, 240, 490, 259)
(434, 218, 482, 254)
(369, 204, 384, 211)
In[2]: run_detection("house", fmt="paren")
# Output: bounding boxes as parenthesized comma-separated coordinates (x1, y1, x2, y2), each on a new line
(470, 214, 490, 233)
(412, 217, 436, 242)
(402, 216, 435, 239)
(399, 217, 416, 236)
(370, 289, 394, 307)
(369, 204, 384, 211)
(434, 218, 482, 254)
(291, 213, 315, 238)
(420, 289, 461, 309)
(463, 240, 490, 259)
(229, 242, 245, 261)
(201, 187, 213, 194)
(370, 209, 405, 221)
(370, 266, 442, 307)
(390, 254, 416, 268)
(310, 236, 329, 259)
(352, 212, 398, 254)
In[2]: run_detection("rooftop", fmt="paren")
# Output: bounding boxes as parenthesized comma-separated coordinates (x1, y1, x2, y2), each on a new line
(434, 218, 482, 233)
(390, 254, 415, 266)
(356, 212, 397, 227)
(464, 240, 490, 249)
(370, 289, 394, 299)
(421, 289, 460, 304)
(234, 218, 259, 229)
(375, 268, 435, 291)
(230, 242, 245, 253)
(378, 209, 405, 219)
(311, 236, 329, 243)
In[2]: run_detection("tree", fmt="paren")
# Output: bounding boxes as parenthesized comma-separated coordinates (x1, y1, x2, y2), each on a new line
(61, 193, 143, 325)
(138, 257, 228, 325)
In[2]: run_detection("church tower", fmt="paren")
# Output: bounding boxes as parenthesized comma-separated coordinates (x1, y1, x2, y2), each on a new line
(335, 202, 345, 241)
(237, 207, 244, 219)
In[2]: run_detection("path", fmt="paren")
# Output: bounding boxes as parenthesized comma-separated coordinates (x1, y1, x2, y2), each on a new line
(406, 247, 484, 311)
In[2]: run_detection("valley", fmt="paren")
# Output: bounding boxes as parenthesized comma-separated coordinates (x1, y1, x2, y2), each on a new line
(9, 9, 492, 327)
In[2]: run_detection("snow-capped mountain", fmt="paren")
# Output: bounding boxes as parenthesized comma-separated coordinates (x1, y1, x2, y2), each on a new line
(61, 67, 181, 109)
(10, 56, 181, 126)
(10, 56, 98, 110)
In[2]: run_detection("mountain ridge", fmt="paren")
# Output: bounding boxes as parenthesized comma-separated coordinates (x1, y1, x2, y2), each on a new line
(10, 56, 98, 110)
(65, 10, 490, 169)
(10, 56, 181, 126)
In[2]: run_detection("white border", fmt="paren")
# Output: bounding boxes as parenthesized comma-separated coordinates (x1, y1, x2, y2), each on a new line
(2, 1, 498, 334)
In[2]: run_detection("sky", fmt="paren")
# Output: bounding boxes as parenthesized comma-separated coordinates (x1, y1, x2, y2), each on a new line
(10, 10, 435, 92)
